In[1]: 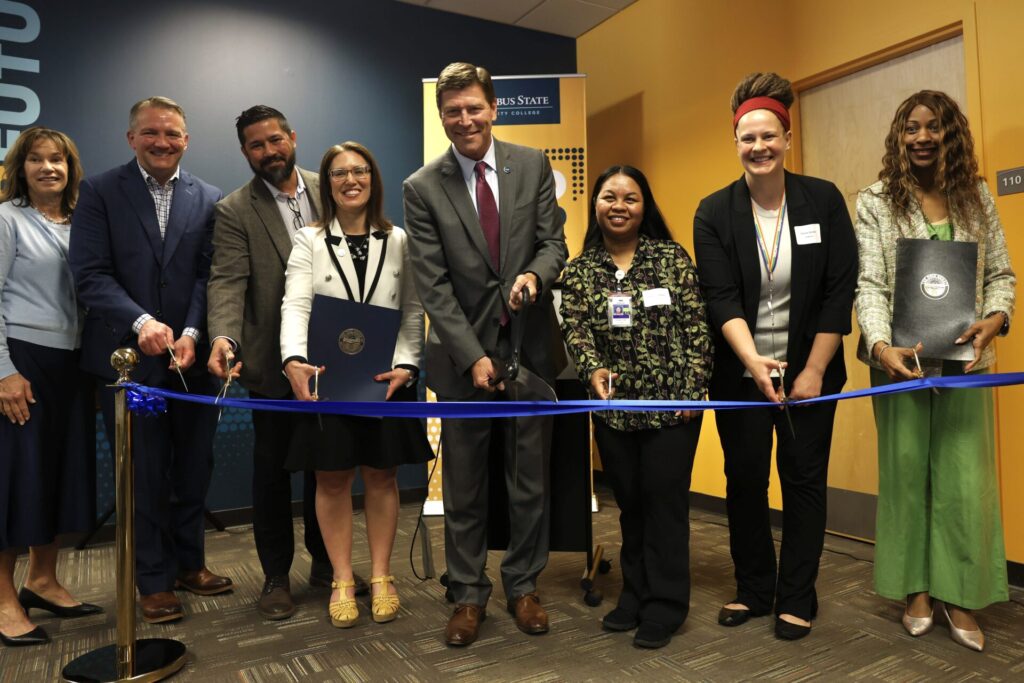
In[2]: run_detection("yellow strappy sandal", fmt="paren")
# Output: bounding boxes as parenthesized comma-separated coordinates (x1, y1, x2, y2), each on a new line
(370, 575, 400, 623)
(329, 579, 358, 628)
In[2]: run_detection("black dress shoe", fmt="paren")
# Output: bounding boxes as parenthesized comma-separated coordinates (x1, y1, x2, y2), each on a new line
(1, 625, 50, 647)
(18, 587, 103, 618)
(258, 575, 295, 620)
(775, 616, 811, 640)
(633, 621, 674, 649)
(602, 606, 638, 632)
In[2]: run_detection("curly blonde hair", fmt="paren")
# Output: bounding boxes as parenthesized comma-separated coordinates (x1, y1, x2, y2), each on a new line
(878, 90, 982, 234)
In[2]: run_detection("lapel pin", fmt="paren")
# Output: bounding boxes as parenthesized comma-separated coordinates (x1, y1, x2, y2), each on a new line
(503, 166, 511, 174)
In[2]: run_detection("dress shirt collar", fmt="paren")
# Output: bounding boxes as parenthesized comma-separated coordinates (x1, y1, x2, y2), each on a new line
(137, 160, 180, 187)
(262, 170, 307, 201)
(451, 139, 497, 182)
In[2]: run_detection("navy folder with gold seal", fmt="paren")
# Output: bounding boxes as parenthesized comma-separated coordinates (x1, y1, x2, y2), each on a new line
(892, 238, 977, 362)
(306, 294, 401, 401)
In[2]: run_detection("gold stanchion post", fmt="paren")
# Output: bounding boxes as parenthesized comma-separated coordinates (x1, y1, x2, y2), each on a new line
(63, 349, 187, 682)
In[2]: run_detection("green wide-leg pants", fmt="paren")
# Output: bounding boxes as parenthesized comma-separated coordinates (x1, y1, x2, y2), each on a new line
(870, 368, 1008, 609)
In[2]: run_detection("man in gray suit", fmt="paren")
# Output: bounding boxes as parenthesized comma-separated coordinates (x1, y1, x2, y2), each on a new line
(403, 62, 567, 646)
(207, 105, 339, 620)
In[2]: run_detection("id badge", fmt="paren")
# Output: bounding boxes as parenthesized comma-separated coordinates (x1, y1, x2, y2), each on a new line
(608, 292, 632, 328)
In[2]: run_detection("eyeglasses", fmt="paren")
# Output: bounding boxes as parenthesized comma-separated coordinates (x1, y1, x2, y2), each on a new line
(328, 166, 371, 180)
(285, 196, 305, 231)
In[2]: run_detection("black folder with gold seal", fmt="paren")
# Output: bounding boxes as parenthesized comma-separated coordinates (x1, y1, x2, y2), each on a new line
(307, 294, 401, 401)
(892, 238, 977, 361)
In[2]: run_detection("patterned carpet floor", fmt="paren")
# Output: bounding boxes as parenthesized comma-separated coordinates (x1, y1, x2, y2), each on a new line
(3, 492, 1023, 682)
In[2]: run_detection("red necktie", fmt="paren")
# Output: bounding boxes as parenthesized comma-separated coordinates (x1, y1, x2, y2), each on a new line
(475, 161, 500, 270)
(474, 161, 508, 326)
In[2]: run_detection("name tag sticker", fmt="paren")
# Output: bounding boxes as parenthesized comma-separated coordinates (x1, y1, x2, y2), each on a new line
(794, 223, 821, 245)
(608, 294, 632, 328)
(642, 288, 672, 307)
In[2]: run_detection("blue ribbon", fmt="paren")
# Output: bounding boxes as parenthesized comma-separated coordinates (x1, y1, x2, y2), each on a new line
(126, 387, 168, 415)
(122, 371, 1024, 419)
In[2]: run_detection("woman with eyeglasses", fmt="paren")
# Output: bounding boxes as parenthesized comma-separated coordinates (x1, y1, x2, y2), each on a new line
(855, 91, 1015, 651)
(693, 72, 857, 640)
(0, 127, 101, 647)
(280, 142, 432, 629)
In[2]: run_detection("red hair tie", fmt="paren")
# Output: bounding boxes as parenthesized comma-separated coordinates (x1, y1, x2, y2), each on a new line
(733, 96, 790, 131)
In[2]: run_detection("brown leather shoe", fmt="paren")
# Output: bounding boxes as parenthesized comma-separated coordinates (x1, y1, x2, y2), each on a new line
(139, 591, 183, 624)
(258, 575, 295, 621)
(508, 592, 548, 634)
(445, 604, 486, 646)
(175, 567, 233, 596)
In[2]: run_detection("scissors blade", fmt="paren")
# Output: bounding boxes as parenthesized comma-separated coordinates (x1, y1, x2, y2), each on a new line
(511, 364, 557, 402)
(167, 343, 189, 392)
(777, 362, 796, 440)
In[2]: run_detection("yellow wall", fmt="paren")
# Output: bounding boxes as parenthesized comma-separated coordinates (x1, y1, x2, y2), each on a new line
(578, 0, 1024, 561)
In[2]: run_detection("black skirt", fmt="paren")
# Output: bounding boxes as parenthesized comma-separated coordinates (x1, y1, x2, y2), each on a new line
(0, 338, 96, 550)
(285, 383, 434, 471)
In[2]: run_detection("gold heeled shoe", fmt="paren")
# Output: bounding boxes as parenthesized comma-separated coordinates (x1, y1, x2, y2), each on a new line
(940, 602, 984, 652)
(329, 579, 358, 628)
(370, 575, 400, 624)
(902, 599, 934, 637)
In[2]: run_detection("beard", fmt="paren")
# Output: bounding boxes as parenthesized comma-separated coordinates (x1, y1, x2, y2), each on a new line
(251, 151, 296, 186)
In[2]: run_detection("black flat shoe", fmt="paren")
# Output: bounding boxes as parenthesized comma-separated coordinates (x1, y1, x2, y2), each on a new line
(602, 606, 638, 632)
(18, 587, 103, 618)
(719, 601, 770, 627)
(633, 620, 674, 649)
(774, 616, 811, 640)
(0, 625, 49, 646)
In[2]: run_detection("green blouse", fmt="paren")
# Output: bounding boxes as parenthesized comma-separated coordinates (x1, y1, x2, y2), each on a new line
(559, 236, 713, 431)
(927, 219, 952, 242)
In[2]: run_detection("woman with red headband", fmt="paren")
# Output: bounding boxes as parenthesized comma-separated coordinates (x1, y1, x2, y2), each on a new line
(693, 72, 857, 640)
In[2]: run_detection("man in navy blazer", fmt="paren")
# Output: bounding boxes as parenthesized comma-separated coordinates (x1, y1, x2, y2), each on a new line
(70, 97, 231, 624)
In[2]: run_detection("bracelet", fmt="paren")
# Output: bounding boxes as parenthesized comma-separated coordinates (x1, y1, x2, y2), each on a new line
(875, 342, 891, 362)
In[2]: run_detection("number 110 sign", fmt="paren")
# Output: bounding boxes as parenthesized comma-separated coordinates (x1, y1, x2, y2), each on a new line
(996, 167, 1024, 196)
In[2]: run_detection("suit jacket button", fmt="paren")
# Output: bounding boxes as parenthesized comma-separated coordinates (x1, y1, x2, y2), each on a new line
(160, 281, 167, 288)
(325, 274, 332, 281)
(391, 292, 397, 300)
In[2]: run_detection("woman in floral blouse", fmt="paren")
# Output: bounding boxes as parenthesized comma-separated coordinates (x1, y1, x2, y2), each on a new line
(560, 165, 712, 649)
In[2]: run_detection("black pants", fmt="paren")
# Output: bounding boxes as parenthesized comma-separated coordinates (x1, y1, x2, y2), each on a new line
(249, 391, 328, 577)
(714, 380, 837, 621)
(594, 417, 702, 630)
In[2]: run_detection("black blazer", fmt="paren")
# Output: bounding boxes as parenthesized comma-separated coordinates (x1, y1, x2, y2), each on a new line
(693, 171, 857, 399)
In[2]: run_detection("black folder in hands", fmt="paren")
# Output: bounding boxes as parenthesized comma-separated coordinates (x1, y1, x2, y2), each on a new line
(892, 238, 977, 362)
(306, 294, 401, 401)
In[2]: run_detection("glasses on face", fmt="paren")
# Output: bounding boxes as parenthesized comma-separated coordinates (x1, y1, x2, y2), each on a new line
(285, 196, 305, 231)
(328, 165, 371, 181)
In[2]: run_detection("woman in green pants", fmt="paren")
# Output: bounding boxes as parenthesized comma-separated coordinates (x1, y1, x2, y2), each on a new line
(854, 90, 1015, 652)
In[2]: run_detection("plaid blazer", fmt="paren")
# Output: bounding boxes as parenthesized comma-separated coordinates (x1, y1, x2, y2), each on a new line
(854, 179, 1015, 372)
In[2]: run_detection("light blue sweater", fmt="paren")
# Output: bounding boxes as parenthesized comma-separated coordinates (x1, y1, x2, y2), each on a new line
(0, 200, 82, 378)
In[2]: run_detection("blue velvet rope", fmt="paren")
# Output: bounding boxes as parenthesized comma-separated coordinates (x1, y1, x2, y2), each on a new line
(121, 371, 1024, 419)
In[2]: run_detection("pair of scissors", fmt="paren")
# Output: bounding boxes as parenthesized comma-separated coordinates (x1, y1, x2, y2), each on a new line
(312, 367, 324, 431)
(166, 343, 189, 392)
(214, 351, 235, 423)
(777, 362, 796, 440)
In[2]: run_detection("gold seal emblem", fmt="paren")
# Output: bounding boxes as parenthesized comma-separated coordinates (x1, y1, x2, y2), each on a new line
(338, 328, 365, 355)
